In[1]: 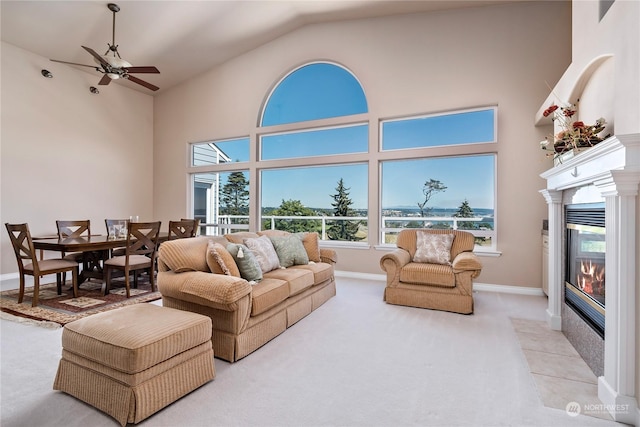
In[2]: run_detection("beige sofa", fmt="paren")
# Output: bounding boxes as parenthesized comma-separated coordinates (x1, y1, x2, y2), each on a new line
(157, 230, 337, 362)
(380, 229, 482, 314)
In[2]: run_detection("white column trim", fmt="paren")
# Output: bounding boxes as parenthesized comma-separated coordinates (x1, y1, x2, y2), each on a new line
(539, 189, 563, 330)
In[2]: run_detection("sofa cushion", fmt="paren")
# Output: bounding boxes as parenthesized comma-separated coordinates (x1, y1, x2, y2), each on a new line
(250, 278, 289, 316)
(269, 234, 309, 268)
(244, 235, 280, 273)
(224, 232, 259, 244)
(399, 262, 455, 287)
(296, 232, 321, 263)
(263, 268, 314, 297)
(227, 243, 262, 283)
(289, 263, 334, 285)
(158, 236, 211, 273)
(259, 230, 322, 263)
(206, 241, 240, 277)
(413, 232, 454, 265)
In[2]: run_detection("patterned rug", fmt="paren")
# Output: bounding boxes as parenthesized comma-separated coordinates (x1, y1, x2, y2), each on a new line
(0, 277, 161, 327)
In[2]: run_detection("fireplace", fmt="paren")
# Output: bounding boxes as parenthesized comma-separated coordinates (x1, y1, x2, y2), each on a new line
(564, 203, 605, 338)
(540, 135, 639, 424)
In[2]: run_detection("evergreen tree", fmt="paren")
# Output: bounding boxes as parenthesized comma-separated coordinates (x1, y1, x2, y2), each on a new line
(265, 199, 321, 233)
(453, 199, 476, 229)
(417, 179, 447, 217)
(220, 172, 249, 218)
(327, 178, 362, 241)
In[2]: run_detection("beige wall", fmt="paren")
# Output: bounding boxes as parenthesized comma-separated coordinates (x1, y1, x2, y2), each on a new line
(153, 2, 572, 287)
(0, 42, 154, 275)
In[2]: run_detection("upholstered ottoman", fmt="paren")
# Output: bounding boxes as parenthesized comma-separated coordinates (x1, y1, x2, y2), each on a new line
(53, 304, 215, 426)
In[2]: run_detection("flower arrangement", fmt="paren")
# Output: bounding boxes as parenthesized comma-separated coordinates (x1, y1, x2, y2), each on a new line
(539, 101, 608, 160)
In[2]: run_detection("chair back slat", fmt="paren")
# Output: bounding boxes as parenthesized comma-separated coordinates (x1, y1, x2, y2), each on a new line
(5, 223, 38, 272)
(168, 220, 197, 240)
(56, 220, 90, 239)
(126, 221, 161, 258)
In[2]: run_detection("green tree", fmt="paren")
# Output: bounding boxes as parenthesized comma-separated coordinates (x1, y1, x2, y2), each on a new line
(220, 172, 249, 217)
(453, 199, 476, 229)
(417, 179, 447, 217)
(264, 199, 321, 233)
(327, 178, 362, 241)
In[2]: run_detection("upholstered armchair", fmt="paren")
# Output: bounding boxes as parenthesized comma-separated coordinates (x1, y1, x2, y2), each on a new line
(380, 229, 482, 314)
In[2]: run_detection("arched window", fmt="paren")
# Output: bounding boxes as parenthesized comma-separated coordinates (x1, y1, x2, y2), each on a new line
(261, 62, 367, 126)
(259, 62, 370, 242)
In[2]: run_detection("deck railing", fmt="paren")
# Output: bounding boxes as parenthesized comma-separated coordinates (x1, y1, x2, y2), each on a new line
(199, 214, 494, 244)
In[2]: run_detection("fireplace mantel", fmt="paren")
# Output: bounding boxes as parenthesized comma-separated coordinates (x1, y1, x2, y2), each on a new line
(540, 133, 640, 424)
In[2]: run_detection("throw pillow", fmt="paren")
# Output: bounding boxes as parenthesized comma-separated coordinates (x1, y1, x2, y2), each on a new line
(206, 241, 240, 277)
(244, 235, 280, 273)
(227, 243, 263, 282)
(413, 232, 455, 265)
(295, 232, 321, 263)
(269, 234, 309, 268)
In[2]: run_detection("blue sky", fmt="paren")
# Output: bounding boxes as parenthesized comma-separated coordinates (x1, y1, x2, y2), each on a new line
(209, 63, 495, 212)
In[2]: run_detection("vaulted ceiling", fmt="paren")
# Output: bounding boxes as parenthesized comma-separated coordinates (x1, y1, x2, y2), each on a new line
(1, 0, 524, 95)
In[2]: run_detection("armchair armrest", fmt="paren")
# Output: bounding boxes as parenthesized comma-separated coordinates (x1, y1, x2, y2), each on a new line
(380, 248, 411, 270)
(158, 270, 252, 311)
(380, 248, 411, 287)
(451, 251, 482, 275)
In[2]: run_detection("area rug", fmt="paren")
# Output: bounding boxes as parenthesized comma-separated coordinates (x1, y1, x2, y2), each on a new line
(0, 278, 161, 327)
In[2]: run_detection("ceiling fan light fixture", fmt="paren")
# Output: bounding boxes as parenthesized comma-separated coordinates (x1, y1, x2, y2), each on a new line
(106, 72, 121, 80)
(98, 56, 132, 69)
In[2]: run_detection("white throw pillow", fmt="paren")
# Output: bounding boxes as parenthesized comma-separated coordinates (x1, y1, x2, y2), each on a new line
(413, 232, 455, 265)
(244, 235, 281, 273)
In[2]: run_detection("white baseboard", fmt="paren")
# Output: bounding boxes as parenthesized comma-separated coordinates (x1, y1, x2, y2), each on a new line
(335, 271, 386, 282)
(335, 271, 545, 296)
(474, 282, 545, 296)
(0, 273, 19, 282)
(598, 376, 639, 425)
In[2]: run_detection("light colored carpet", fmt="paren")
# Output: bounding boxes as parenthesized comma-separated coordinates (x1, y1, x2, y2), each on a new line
(0, 278, 621, 427)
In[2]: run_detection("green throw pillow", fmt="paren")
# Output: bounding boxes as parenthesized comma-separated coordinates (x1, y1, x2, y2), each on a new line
(269, 234, 309, 268)
(227, 243, 262, 283)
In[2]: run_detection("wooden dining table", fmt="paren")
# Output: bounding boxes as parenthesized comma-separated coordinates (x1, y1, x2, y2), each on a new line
(33, 233, 169, 284)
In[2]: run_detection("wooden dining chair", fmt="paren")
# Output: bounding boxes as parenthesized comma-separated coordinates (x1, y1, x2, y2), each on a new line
(56, 219, 90, 262)
(103, 221, 161, 297)
(168, 219, 198, 240)
(5, 223, 79, 307)
(182, 218, 201, 237)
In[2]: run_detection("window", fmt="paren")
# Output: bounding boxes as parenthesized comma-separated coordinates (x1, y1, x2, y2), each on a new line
(261, 164, 368, 241)
(258, 62, 370, 243)
(381, 108, 496, 151)
(380, 109, 496, 249)
(261, 124, 368, 160)
(188, 62, 498, 251)
(262, 62, 367, 126)
(192, 170, 249, 235)
(191, 137, 250, 166)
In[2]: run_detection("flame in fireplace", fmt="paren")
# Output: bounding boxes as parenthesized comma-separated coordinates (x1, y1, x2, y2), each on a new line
(577, 259, 605, 297)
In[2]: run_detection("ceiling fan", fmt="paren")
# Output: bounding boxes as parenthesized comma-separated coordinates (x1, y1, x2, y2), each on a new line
(50, 3, 160, 91)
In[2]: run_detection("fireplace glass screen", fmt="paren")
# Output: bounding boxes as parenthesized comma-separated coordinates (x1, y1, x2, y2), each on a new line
(565, 203, 605, 337)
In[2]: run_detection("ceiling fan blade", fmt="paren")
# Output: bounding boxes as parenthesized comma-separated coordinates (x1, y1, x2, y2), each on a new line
(82, 46, 109, 67)
(98, 74, 112, 86)
(50, 59, 99, 69)
(126, 75, 159, 91)
(124, 66, 160, 74)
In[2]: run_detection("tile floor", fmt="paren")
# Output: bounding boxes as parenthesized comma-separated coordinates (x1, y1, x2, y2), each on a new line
(511, 318, 613, 421)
